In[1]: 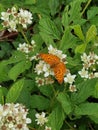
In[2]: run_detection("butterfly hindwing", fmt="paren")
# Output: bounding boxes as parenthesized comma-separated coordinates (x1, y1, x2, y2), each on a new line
(53, 62, 66, 84)
(39, 53, 66, 84)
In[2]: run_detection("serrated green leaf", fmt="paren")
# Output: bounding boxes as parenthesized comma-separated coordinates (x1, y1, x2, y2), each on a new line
(75, 43, 87, 53)
(87, 7, 98, 20)
(49, 0, 60, 16)
(8, 60, 31, 81)
(6, 78, 24, 103)
(47, 104, 65, 130)
(62, 0, 87, 27)
(57, 92, 72, 115)
(75, 103, 98, 117)
(7, 51, 26, 64)
(71, 25, 84, 41)
(60, 27, 77, 51)
(71, 78, 98, 104)
(30, 95, 50, 110)
(89, 115, 98, 124)
(86, 25, 97, 43)
(39, 18, 61, 44)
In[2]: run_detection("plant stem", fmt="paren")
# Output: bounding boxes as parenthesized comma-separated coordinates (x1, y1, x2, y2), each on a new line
(81, 0, 92, 16)
(20, 29, 30, 44)
(2, 96, 5, 105)
(29, 126, 36, 130)
(65, 120, 75, 130)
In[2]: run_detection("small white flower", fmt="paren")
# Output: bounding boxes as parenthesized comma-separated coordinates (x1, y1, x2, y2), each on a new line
(35, 61, 45, 75)
(26, 118, 32, 123)
(64, 73, 76, 84)
(94, 72, 98, 78)
(1, 12, 10, 21)
(88, 72, 95, 79)
(45, 126, 52, 130)
(81, 53, 90, 63)
(8, 20, 17, 32)
(48, 45, 67, 62)
(11, 7, 17, 15)
(35, 112, 48, 126)
(31, 40, 35, 45)
(69, 85, 77, 92)
(78, 68, 88, 78)
(35, 77, 45, 86)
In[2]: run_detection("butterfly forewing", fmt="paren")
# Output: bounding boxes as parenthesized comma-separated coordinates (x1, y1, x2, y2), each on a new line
(39, 53, 60, 66)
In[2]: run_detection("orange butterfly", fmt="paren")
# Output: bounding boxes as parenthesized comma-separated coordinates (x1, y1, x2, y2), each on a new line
(39, 53, 66, 84)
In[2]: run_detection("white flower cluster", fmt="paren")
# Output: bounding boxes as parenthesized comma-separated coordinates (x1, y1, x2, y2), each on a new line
(78, 52, 98, 79)
(35, 112, 51, 130)
(1, 6, 33, 32)
(64, 73, 77, 92)
(17, 40, 36, 54)
(0, 103, 31, 130)
(35, 77, 54, 86)
(35, 60, 54, 77)
(35, 45, 67, 85)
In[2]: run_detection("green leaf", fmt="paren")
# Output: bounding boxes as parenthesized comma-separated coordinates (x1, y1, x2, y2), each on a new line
(75, 43, 87, 54)
(0, 3, 4, 16)
(0, 88, 3, 104)
(87, 7, 98, 20)
(6, 78, 24, 103)
(7, 51, 26, 64)
(71, 25, 84, 41)
(8, 60, 31, 81)
(62, 0, 87, 27)
(0, 61, 10, 82)
(30, 95, 50, 110)
(25, 0, 36, 4)
(71, 78, 98, 104)
(49, 0, 60, 16)
(48, 104, 65, 130)
(92, 81, 98, 98)
(60, 27, 77, 51)
(86, 25, 97, 43)
(39, 85, 54, 98)
(57, 92, 72, 115)
(39, 18, 61, 44)
(89, 115, 98, 124)
(75, 102, 98, 117)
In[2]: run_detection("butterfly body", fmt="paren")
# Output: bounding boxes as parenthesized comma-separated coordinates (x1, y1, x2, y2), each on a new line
(39, 53, 66, 84)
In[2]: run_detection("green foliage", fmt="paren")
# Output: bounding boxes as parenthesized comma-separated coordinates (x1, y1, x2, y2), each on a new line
(8, 60, 31, 81)
(30, 95, 50, 110)
(57, 92, 72, 115)
(47, 104, 65, 130)
(71, 78, 98, 104)
(6, 78, 24, 103)
(0, 0, 98, 130)
(39, 17, 61, 45)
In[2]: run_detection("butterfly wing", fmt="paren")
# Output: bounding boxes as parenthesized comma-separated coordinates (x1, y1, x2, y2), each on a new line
(39, 53, 60, 66)
(53, 62, 66, 84)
